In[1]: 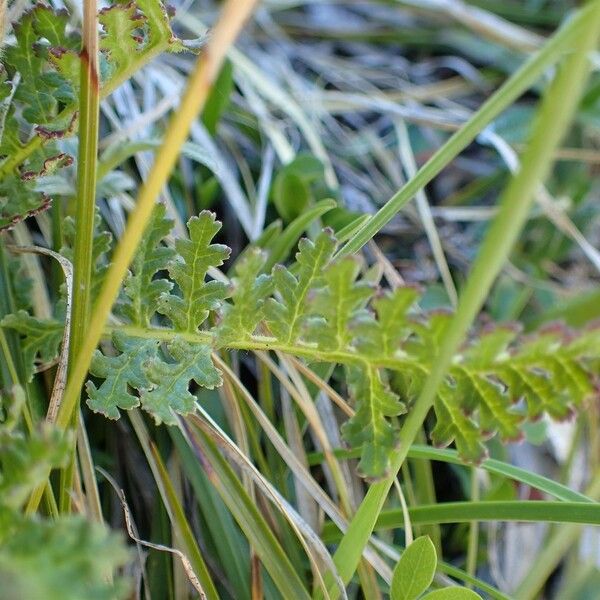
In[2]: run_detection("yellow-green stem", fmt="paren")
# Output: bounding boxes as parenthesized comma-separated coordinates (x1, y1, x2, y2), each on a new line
(60, 0, 100, 514)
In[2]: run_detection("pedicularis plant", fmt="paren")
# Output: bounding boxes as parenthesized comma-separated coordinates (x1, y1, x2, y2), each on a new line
(0, 1, 599, 599)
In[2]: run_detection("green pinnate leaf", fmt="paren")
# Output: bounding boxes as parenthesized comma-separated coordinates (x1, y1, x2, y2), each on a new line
(141, 338, 222, 425)
(355, 286, 420, 358)
(99, 2, 142, 79)
(266, 229, 336, 343)
(86, 331, 159, 419)
(391, 536, 437, 600)
(119, 203, 174, 326)
(307, 256, 372, 351)
(217, 248, 272, 345)
(73, 207, 600, 478)
(342, 364, 405, 479)
(0, 311, 63, 381)
(158, 211, 230, 332)
(430, 384, 486, 462)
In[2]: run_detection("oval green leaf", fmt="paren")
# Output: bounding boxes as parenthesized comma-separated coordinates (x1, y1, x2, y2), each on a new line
(391, 536, 437, 600)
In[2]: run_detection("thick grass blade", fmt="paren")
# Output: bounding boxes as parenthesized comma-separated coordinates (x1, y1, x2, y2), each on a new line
(322, 501, 600, 539)
(308, 445, 593, 504)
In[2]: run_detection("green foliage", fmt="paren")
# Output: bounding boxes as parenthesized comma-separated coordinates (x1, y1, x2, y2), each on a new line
(158, 211, 230, 332)
(391, 536, 437, 600)
(343, 364, 405, 479)
(62, 209, 113, 297)
(202, 59, 234, 135)
(391, 535, 482, 600)
(119, 204, 174, 327)
(272, 153, 327, 222)
(0, 394, 71, 509)
(87, 331, 159, 420)
(217, 248, 272, 345)
(0, 0, 190, 230)
(142, 338, 222, 425)
(0, 516, 130, 600)
(0, 390, 127, 600)
(266, 228, 336, 343)
(81, 213, 600, 479)
(0, 311, 63, 381)
(422, 590, 482, 600)
(4, 5, 76, 125)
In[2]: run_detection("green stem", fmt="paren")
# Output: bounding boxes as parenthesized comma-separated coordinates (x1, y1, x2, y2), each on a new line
(465, 468, 480, 586)
(70, 0, 100, 363)
(327, 3, 600, 594)
(59, 0, 100, 515)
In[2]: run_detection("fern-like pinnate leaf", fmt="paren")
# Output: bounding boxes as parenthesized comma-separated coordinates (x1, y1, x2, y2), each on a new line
(343, 364, 405, 478)
(0, 311, 63, 381)
(158, 211, 230, 332)
(266, 229, 335, 343)
(119, 203, 174, 327)
(86, 331, 159, 420)
(142, 338, 222, 425)
(83, 212, 600, 478)
(0, 0, 191, 229)
(217, 248, 272, 345)
(87, 212, 224, 424)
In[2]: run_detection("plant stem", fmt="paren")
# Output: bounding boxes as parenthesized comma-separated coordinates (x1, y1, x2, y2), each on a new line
(466, 468, 480, 586)
(326, 3, 600, 594)
(70, 0, 100, 363)
(59, 0, 100, 515)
